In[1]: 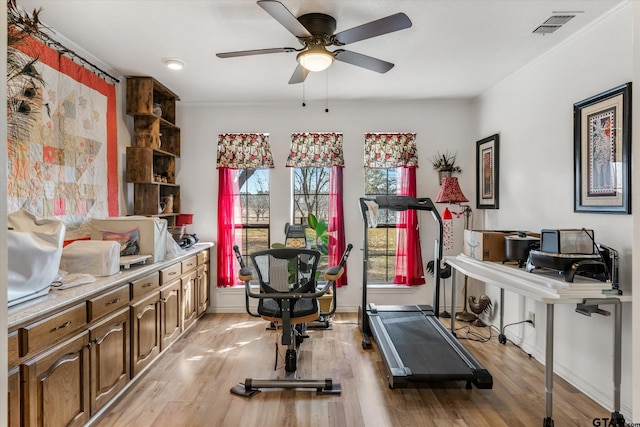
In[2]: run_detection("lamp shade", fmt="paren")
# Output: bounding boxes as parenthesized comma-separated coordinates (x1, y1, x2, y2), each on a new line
(297, 45, 334, 72)
(176, 214, 194, 226)
(435, 177, 469, 204)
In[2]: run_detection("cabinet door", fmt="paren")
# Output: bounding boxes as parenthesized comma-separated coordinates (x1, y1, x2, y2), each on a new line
(160, 279, 182, 350)
(130, 291, 161, 377)
(8, 367, 20, 427)
(182, 271, 197, 331)
(89, 308, 130, 415)
(196, 264, 209, 316)
(22, 332, 90, 427)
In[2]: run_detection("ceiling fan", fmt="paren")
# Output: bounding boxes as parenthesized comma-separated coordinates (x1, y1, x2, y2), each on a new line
(216, 0, 412, 84)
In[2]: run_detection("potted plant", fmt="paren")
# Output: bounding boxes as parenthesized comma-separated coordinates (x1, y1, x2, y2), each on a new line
(430, 150, 462, 184)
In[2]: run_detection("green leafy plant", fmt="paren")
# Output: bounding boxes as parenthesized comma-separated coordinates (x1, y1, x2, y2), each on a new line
(271, 213, 329, 284)
(306, 213, 328, 255)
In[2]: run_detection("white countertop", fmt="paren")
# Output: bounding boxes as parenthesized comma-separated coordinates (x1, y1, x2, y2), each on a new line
(444, 254, 631, 304)
(8, 242, 214, 330)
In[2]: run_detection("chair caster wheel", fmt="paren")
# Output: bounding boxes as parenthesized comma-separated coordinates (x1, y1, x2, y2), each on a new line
(285, 349, 297, 372)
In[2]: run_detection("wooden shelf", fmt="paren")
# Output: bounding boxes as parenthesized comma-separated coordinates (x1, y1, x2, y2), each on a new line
(126, 147, 177, 184)
(126, 76, 181, 226)
(132, 183, 180, 217)
(126, 76, 180, 124)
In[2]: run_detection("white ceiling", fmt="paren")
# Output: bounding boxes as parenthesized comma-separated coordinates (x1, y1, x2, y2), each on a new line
(18, 0, 625, 103)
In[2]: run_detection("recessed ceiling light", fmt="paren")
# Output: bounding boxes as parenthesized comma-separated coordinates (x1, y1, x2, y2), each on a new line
(162, 58, 185, 70)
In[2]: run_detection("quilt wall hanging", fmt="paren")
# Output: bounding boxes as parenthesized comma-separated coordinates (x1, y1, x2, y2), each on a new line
(7, 33, 118, 237)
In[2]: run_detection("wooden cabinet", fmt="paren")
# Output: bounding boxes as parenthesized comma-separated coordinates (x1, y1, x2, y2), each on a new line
(196, 264, 209, 316)
(126, 76, 181, 226)
(8, 244, 211, 427)
(160, 279, 182, 349)
(22, 332, 91, 427)
(130, 291, 161, 377)
(8, 367, 20, 427)
(89, 308, 130, 415)
(182, 271, 198, 331)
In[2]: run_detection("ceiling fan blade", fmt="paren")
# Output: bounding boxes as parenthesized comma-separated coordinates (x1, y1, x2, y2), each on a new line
(258, 0, 312, 39)
(216, 47, 297, 58)
(288, 64, 309, 84)
(333, 13, 412, 45)
(334, 50, 394, 73)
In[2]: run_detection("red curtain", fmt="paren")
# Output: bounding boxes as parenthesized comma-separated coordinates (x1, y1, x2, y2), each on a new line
(328, 166, 347, 287)
(394, 167, 425, 286)
(217, 168, 242, 287)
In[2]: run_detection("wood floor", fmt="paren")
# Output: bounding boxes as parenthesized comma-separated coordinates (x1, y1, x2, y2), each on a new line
(93, 313, 610, 427)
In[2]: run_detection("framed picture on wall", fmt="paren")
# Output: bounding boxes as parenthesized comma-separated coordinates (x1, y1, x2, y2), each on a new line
(574, 82, 632, 214)
(476, 134, 500, 209)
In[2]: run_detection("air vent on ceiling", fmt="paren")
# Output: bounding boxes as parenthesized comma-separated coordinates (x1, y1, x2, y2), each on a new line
(532, 14, 576, 35)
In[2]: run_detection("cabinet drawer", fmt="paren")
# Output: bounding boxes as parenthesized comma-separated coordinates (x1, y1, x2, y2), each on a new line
(131, 272, 160, 299)
(197, 250, 209, 265)
(182, 256, 197, 274)
(160, 263, 182, 284)
(19, 303, 87, 357)
(88, 285, 130, 321)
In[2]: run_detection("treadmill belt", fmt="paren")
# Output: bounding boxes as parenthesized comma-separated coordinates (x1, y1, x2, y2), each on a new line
(378, 311, 474, 380)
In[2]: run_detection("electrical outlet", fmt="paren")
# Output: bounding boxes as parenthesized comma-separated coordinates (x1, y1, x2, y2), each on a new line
(528, 311, 535, 327)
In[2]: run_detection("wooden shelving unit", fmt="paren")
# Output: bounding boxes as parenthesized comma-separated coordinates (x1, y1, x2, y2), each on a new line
(126, 77, 181, 225)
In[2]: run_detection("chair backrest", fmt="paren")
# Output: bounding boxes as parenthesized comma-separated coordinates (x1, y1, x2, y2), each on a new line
(249, 248, 321, 295)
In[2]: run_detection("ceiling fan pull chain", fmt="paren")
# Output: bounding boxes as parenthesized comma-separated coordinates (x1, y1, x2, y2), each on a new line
(325, 70, 329, 113)
(302, 80, 306, 107)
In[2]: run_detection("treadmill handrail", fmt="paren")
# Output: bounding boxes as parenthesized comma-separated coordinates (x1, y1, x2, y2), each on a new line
(359, 196, 444, 316)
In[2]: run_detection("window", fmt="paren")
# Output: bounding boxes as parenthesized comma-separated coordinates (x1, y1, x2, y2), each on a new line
(364, 168, 397, 282)
(238, 168, 270, 267)
(292, 167, 330, 226)
(292, 167, 330, 269)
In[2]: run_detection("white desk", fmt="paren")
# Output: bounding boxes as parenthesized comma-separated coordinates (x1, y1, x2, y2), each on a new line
(444, 254, 630, 427)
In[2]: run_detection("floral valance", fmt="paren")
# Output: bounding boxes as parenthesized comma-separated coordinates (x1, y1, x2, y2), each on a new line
(285, 132, 344, 167)
(216, 133, 274, 169)
(364, 133, 418, 168)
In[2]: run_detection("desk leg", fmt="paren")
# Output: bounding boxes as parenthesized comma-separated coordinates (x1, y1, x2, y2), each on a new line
(544, 304, 554, 427)
(500, 288, 505, 337)
(450, 269, 457, 336)
(610, 303, 625, 425)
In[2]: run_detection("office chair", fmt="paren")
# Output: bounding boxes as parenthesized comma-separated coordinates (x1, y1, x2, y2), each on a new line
(230, 244, 352, 397)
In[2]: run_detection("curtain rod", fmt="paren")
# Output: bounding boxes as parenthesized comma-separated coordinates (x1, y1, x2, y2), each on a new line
(34, 29, 120, 85)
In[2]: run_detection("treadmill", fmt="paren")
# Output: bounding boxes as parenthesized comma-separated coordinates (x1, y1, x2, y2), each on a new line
(359, 196, 492, 389)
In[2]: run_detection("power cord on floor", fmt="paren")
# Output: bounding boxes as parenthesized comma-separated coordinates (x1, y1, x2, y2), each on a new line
(498, 320, 534, 358)
(454, 320, 534, 358)
(454, 324, 495, 343)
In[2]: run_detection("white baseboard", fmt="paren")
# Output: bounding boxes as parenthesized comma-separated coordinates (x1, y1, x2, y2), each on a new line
(503, 329, 632, 420)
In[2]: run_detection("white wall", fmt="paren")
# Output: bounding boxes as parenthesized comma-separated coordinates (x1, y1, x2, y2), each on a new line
(631, 1, 640, 422)
(474, 3, 633, 419)
(177, 100, 479, 313)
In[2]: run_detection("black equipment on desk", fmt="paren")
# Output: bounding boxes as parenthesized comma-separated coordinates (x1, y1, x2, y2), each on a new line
(177, 233, 199, 249)
(526, 228, 617, 285)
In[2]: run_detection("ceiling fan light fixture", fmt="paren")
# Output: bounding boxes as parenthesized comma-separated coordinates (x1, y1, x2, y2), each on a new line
(297, 45, 334, 72)
(162, 58, 185, 70)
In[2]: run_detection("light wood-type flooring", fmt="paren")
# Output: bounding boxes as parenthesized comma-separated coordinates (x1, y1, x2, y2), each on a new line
(93, 313, 610, 427)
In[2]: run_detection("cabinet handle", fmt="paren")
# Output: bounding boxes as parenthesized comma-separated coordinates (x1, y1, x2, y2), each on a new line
(168, 272, 177, 276)
(142, 282, 154, 288)
(106, 298, 121, 305)
(52, 321, 71, 331)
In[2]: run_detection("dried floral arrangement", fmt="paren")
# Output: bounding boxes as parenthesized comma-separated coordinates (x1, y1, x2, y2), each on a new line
(430, 150, 462, 173)
(7, 0, 45, 141)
